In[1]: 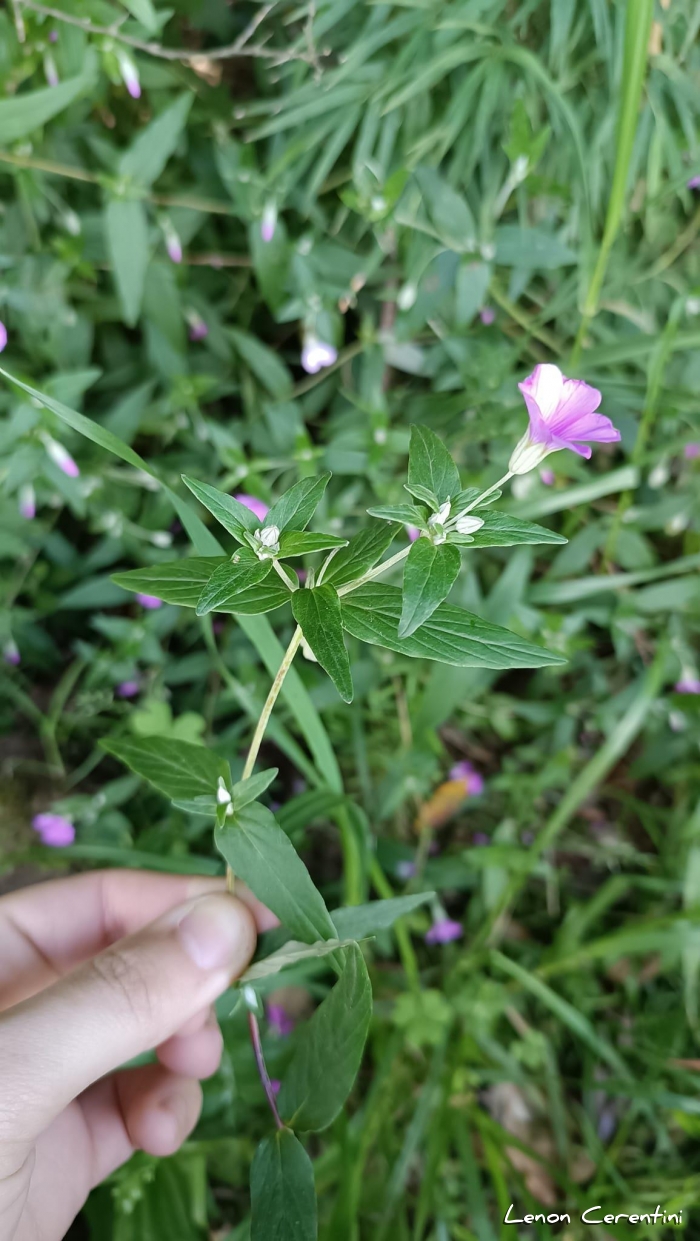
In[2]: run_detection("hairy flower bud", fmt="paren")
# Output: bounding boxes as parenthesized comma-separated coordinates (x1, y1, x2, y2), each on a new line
(454, 514, 484, 535)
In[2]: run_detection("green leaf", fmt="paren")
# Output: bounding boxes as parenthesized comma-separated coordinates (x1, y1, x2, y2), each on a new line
(408, 425, 461, 505)
(266, 475, 331, 534)
(332, 893, 435, 939)
(341, 584, 566, 670)
(223, 579, 290, 615)
(399, 540, 461, 637)
(292, 586, 353, 703)
(196, 551, 272, 617)
(278, 945, 372, 1132)
(105, 199, 150, 327)
(232, 767, 278, 810)
(459, 511, 568, 549)
(366, 504, 427, 526)
(112, 557, 225, 607)
(101, 735, 228, 802)
(240, 937, 356, 983)
(182, 475, 261, 543)
(119, 94, 193, 187)
(403, 482, 439, 510)
(0, 52, 97, 143)
(494, 225, 576, 269)
(323, 522, 398, 590)
(413, 167, 476, 252)
(250, 1129, 317, 1241)
(278, 531, 348, 558)
(215, 802, 336, 943)
(229, 327, 293, 400)
(455, 260, 492, 326)
(120, 0, 159, 32)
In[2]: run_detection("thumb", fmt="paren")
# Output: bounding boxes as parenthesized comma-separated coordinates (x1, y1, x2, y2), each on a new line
(0, 893, 256, 1145)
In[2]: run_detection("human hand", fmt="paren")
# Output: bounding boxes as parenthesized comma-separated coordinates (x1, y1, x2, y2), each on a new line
(0, 869, 275, 1241)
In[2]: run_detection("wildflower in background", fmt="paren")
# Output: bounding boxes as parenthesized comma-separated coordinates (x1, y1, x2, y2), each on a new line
(116, 49, 141, 99)
(684, 443, 700, 460)
(687, 175, 700, 190)
(235, 493, 269, 522)
(32, 813, 75, 847)
(161, 219, 182, 264)
(48, 28, 58, 41)
(187, 312, 208, 342)
(472, 832, 490, 846)
(42, 434, 79, 478)
(261, 202, 277, 243)
(2, 640, 20, 666)
(450, 760, 485, 796)
(480, 306, 495, 326)
(509, 363, 620, 475)
(116, 680, 140, 698)
(44, 53, 59, 87)
(425, 917, 463, 945)
(0, 321, 7, 352)
(397, 859, 417, 880)
(267, 1002, 295, 1037)
(135, 593, 162, 609)
(406, 525, 420, 542)
(675, 677, 700, 695)
(18, 484, 35, 520)
(301, 334, 337, 374)
(270, 1079, 281, 1095)
(540, 468, 555, 485)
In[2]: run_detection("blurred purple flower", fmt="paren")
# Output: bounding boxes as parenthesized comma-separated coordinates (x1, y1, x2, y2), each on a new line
(510, 364, 620, 474)
(425, 917, 463, 945)
(675, 678, 700, 695)
(166, 235, 182, 264)
(116, 680, 140, 698)
(684, 442, 700, 460)
(687, 175, 700, 190)
(2, 640, 20, 666)
(261, 203, 277, 243)
(32, 813, 75, 847)
(397, 859, 417, 880)
(301, 335, 337, 374)
(19, 484, 35, 520)
(235, 493, 269, 522)
(479, 306, 495, 326)
(136, 593, 162, 610)
(48, 28, 58, 41)
(472, 832, 490, 847)
(44, 435, 79, 478)
(449, 760, 484, 796)
(188, 314, 208, 342)
(267, 1003, 295, 1037)
(0, 321, 7, 352)
(406, 525, 421, 542)
(539, 468, 555, 485)
(117, 51, 141, 99)
(270, 1079, 281, 1095)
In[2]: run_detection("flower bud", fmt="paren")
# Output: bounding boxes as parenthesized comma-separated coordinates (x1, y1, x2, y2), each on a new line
(301, 335, 337, 374)
(508, 431, 550, 475)
(454, 514, 484, 535)
(43, 434, 80, 478)
(117, 49, 141, 99)
(261, 202, 277, 243)
(216, 777, 232, 805)
(19, 483, 35, 520)
(253, 525, 280, 557)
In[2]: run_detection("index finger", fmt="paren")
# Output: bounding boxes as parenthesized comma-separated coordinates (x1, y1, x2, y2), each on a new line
(0, 869, 277, 1009)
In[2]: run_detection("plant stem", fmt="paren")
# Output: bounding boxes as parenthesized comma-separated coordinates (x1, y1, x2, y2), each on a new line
(369, 857, 420, 992)
(248, 1011, 284, 1129)
(242, 626, 304, 782)
(337, 545, 411, 597)
(457, 472, 513, 517)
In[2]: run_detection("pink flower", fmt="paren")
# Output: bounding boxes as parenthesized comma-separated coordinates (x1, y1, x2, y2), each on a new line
(687, 175, 700, 190)
(43, 435, 79, 478)
(116, 680, 140, 698)
(425, 917, 463, 945)
(267, 1003, 295, 1037)
(270, 1079, 281, 1095)
(675, 678, 700, 695)
(48, 28, 58, 41)
(539, 468, 555, 486)
(235, 493, 269, 522)
(187, 313, 208, 342)
(261, 203, 277, 243)
(18, 484, 35, 520)
(2, 640, 20, 666)
(32, 813, 75, 847)
(166, 236, 182, 264)
(480, 306, 495, 326)
(684, 443, 700, 460)
(0, 321, 7, 352)
(117, 50, 141, 99)
(449, 760, 484, 796)
(301, 335, 337, 374)
(406, 525, 421, 542)
(509, 364, 620, 474)
(136, 593, 162, 609)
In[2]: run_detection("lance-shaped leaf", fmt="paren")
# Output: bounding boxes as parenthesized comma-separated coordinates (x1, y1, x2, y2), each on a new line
(399, 540, 460, 637)
(332, 892, 434, 939)
(403, 481, 440, 510)
(232, 767, 278, 811)
(182, 475, 261, 543)
(278, 531, 348, 558)
(451, 487, 501, 512)
(219, 579, 290, 615)
(279, 945, 372, 1132)
(341, 583, 566, 670)
(292, 586, 353, 703)
(0, 53, 98, 142)
(454, 511, 567, 549)
(265, 474, 331, 533)
(408, 425, 461, 505)
(250, 1129, 317, 1241)
(366, 503, 428, 527)
(101, 735, 229, 802)
(119, 93, 192, 187)
(112, 557, 225, 607)
(216, 802, 336, 943)
(323, 522, 397, 589)
(240, 937, 356, 983)
(105, 199, 149, 327)
(196, 551, 272, 616)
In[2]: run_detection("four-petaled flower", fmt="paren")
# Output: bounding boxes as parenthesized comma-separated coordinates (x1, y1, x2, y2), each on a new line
(32, 813, 75, 847)
(425, 917, 463, 945)
(509, 363, 620, 475)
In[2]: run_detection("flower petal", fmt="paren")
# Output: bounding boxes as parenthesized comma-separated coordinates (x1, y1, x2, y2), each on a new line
(518, 364, 564, 422)
(547, 377, 602, 436)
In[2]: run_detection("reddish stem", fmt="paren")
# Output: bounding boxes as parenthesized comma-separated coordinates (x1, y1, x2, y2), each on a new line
(248, 1011, 284, 1130)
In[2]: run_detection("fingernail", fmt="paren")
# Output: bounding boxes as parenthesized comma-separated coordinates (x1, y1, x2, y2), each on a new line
(177, 894, 254, 972)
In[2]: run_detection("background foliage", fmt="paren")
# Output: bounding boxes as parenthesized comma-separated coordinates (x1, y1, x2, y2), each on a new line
(1, 0, 700, 1237)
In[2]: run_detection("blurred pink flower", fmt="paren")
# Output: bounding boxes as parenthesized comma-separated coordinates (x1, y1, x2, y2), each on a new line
(539, 468, 555, 486)
(449, 760, 484, 796)
(32, 813, 75, 847)
(267, 1003, 295, 1037)
(687, 175, 700, 190)
(118, 51, 141, 99)
(235, 493, 269, 522)
(301, 335, 337, 374)
(510, 364, 620, 474)
(48, 28, 58, 41)
(675, 678, 700, 695)
(116, 680, 140, 698)
(261, 203, 277, 243)
(44, 435, 79, 478)
(406, 525, 421, 542)
(684, 443, 700, 460)
(479, 306, 495, 326)
(188, 314, 208, 342)
(19, 484, 35, 519)
(136, 593, 162, 610)
(2, 640, 20, 666)
(425, 917, 463, 945)
(0, 321, 7, 352)
(166, 236, 182, 264)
